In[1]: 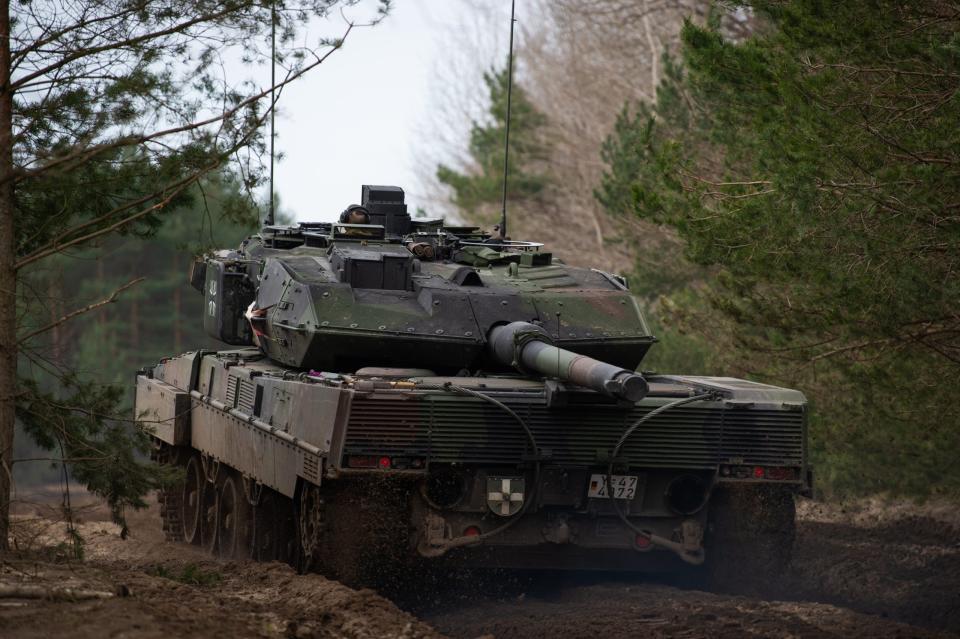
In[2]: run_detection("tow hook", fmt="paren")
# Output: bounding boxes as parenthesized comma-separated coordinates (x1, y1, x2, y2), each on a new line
(681, 519, 703, 553)
(639, 519, 705, 565)
(417, 512, 482, 558)
(420, 512, 448, 550)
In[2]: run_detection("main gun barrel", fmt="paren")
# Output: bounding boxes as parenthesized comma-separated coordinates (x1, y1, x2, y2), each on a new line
(488, 322, 649, 402)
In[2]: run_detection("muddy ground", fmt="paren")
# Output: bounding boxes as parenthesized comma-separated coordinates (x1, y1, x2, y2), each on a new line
(1, 490, 958, 638)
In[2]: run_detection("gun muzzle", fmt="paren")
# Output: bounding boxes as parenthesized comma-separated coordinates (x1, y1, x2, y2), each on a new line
(489, 322, 648, 402)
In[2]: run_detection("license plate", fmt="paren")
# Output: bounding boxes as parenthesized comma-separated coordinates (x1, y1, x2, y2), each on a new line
(588, 474, 639, 500)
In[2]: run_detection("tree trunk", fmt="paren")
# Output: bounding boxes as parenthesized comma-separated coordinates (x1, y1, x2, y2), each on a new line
(0, 0, 17, 552)
(49, 269, 62, 364)
(96, 255, 114, 359)
(96, 256, 104, 326)
(130, 279, 140, 356)
(173, 253, 181, 353)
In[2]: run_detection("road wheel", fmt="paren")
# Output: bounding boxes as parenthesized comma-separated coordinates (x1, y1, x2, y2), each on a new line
(706, 485, 796, 589)
(297, 483, 325, 573)
(181, 455, 203, 545)
(218, 474, 253, 559)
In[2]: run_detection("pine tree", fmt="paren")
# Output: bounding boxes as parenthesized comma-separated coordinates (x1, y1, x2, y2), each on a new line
(0, 0, 391, 547)
(597, 1, 960, 495)
(437, 64, 549, 220)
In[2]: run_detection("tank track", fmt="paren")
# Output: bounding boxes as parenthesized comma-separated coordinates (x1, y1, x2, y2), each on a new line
(158, 485, 185, 543)
(313, 477, 413, 588)
(152, 442, 413, 587)
(706, 484, 795, 586)
(153, 444, 185, 543)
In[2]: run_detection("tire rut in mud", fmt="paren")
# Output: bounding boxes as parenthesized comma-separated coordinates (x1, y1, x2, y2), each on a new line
(409, 499, 960, 639)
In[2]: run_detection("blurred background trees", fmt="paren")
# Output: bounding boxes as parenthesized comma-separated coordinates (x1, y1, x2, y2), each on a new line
(436, 64, 550, 223)
(12, 171, 260, 531)
(8, 0, 957, 514)
(2, 0, 389, 546)
(427, 0, 960, 497)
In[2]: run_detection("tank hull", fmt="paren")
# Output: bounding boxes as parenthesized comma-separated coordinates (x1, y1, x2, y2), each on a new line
(139, 348, 809, 585)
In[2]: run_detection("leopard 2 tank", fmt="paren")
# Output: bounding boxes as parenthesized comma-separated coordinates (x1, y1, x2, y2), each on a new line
(138, 184, 810, 587)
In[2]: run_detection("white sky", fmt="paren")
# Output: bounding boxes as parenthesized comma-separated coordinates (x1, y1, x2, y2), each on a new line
(271, 0, 474, 223)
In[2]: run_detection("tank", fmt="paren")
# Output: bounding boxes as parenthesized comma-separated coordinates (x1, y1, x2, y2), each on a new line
(139, 185, 810, 588)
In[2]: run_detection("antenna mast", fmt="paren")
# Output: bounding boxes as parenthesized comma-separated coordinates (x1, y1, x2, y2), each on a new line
(266, 1, 277, 227)
(499, 0, 517, 239)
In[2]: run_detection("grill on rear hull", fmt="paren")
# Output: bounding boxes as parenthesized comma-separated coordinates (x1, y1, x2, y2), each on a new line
(343, 394, 804, 469)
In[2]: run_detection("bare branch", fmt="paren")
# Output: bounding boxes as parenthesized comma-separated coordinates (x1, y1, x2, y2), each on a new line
(17, 277, 144, 345)
(15, 162, 213, 268)
(11, 4, 140, 69)
(11, 5, 247, 92)
(9, 22, 352, 187)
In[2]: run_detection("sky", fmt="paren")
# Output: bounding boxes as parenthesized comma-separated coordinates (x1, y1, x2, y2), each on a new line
(270, 0, 474, 223)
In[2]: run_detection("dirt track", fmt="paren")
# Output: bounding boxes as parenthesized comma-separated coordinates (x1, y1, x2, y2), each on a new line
(1, 493, 958, 638)
(1, 497, 438, 639)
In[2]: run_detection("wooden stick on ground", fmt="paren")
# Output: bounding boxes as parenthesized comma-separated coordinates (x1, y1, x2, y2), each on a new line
(0, 584, 115, 601)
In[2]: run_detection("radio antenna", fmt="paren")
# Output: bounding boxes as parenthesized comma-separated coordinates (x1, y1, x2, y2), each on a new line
(498, 0, 517, 240)
(266, 1, 277, 227)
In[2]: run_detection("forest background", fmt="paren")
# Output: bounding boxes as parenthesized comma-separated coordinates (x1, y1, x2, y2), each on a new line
(421, 0, 959, 497)
(14, 0, 959, 511)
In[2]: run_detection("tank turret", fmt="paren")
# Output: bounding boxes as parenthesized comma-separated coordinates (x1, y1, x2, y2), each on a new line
(193, 184, 656, 387)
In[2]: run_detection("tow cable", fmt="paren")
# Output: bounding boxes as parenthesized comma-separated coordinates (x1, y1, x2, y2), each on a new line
(607, 391, 717, 565)
(416, 382, 542, 556)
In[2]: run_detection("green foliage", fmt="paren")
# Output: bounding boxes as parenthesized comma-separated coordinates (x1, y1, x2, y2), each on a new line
(4, 0, 390, 545)
(60, 174, 257, 385)
(597, 1, 960, 496)
(48, 536, 85, 563)
(597, 57, 695, 227)
(639, 289, 720, 377)
(14, 371, 187, 536)
(63, 522, 85, 561)
(437, 64, 549, 216)
(14, 172, 257, 520)
(17, 148, 188, 259)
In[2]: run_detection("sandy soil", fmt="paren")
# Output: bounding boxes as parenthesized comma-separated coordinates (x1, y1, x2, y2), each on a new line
(1, 492, 439, 639)
(1, 491, 958, 639)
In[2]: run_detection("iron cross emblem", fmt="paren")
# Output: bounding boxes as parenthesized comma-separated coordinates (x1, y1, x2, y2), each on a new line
(487, 476, 525, 516)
